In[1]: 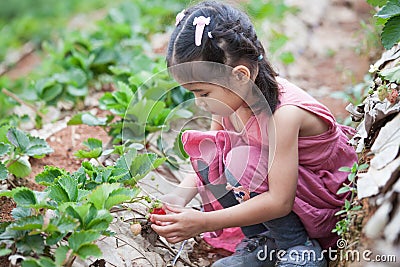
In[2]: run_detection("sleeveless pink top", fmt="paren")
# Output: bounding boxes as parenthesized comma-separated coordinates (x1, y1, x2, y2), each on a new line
(181, 77, 357, 251)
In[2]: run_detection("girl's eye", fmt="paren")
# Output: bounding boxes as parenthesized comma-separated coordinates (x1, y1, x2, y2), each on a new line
(200, 93, 209, 97)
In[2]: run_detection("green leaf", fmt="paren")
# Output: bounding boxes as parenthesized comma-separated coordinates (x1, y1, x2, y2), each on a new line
(380, 65, 400, 82)
(51, 213, 79, 233)
(0, 162, 8, 180)
(87, 183, 121, 210)
(0, 125, 10, 144)
(269, 30, 289, 54)
(173, 130, 189, 160)
(368, 0, 390, 7)
(114, 149, 137, 178)
(74, 138, 103, 159)
(85, 210, 113, 230)
(25, 135, 53, 156)
(344, 199, 351, 210)
(16, 234, 44, 254)
(10, 215, 43, 231)
(105, 187, 139, 209)
(74, 148, 102, 159)
(68, 230, 101, 251)
(376, 0, 400, 19)
(351, 162, 358, 173)
(67, 68, 87, 88)
(337, 186, 351, 195)
(130, 153, 166, 182)
(334, 209, 347, 216)
(7, 157, 32, 178)
(67, 86, 88, 97)
(0, 142, 10, 156)
(41, 84, 63, 102)
(21, 260, 41, 267)
(84, 138, 102, 151)
(339, 166, 352, 172)
(11, 206, 31, 220)
(348, 172, 356, 182)
(7, 128, 29, 152)
(22, 257, 56, 267)
(75, 243, 102, 259)
(128, 99, 170, 125)
(67, 113, 107, 126)
(279, 51, 295, 65)
(351, 205, 362, 211)
(13, 187, 37, 206)
(0, 248, 11, 257)
(381, 15, 400, 49)
(358, 163, 369, 171)
(55, 246, 69, 266)
(49, 175, 78, 203)
(35, 166, 67, 186)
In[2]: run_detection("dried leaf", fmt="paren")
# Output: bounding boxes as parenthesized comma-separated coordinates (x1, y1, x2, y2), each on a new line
(357, 172, 380, 199)
(370, 146, 399, 169)
(371, 113, 400, 153)
(393, 178, 400, 193)
(364, 201, 392, 239)
(373, 44, 400, 70)
(383, 205, 400, 243)
(357, 157, 400, 199)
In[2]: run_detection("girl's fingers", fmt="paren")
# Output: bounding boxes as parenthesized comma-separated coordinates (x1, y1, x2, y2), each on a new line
(164, 204, 184, 213)
(151, 213, 177, 222)
(151, 223, 179, 238)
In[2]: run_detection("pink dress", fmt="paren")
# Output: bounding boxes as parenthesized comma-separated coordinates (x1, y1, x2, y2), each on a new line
(181, 77, 357, 251)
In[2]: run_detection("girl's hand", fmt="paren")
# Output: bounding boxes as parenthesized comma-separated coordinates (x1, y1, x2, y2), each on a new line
(150, 205, 206, 243)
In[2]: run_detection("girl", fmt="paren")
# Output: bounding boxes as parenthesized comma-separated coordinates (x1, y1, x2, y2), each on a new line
(151, 1, 357, 266)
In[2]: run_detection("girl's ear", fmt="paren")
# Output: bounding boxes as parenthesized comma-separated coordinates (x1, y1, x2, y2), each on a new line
(232, 65, 251, 84)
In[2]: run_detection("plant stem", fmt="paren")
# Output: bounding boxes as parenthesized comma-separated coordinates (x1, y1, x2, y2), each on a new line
(2, 88, 45, 118)
(95, 157, 104, 167)
(6, 155, 21, 168)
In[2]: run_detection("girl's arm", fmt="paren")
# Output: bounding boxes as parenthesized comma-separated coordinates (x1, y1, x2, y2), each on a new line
(152, 106, 303, 242)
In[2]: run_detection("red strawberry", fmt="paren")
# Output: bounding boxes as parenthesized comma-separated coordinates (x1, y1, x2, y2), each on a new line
(150, 207, 166, 215)
(387, 89, 399, 104)
(147, 200, 167, 216)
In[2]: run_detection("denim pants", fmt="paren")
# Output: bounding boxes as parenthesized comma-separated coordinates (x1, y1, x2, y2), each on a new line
(197, 160, 309, 250)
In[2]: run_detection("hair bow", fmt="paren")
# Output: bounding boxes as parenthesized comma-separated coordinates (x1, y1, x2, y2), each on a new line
(175, 9, 185, 26)
(193, 16, 211, 46)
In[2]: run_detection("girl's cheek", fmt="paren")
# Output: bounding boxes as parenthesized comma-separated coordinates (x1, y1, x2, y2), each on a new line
(208, 102, 235, 116)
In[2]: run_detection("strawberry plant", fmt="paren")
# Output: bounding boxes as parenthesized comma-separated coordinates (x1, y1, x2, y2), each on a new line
(74, 138, 104, 161)
(369, 0, 400, 49)
(1, 0, 186, 125)
(0, 148, 165, 266)
(0, 126, 53, 182)
(333, 162, 369, 237)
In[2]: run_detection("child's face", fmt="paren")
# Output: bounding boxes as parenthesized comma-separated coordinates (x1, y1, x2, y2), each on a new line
(183, 82, 247, 116)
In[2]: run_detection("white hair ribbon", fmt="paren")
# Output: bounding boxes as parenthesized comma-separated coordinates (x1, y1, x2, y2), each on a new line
(193, 16, 211, 46)
(175, 9, 185, 26)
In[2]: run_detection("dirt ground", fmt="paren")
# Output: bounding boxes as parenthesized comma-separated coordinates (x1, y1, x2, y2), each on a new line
(0, 0, 379, 266)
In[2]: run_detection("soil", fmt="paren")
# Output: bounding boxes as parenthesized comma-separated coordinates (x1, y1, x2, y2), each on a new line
(0, 0, 379, 266)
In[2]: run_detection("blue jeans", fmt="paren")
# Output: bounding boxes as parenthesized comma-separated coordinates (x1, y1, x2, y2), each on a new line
(197, 160, 309, 249)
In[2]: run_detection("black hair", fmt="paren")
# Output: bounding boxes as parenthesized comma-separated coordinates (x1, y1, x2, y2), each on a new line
(167, 0, 280, 113)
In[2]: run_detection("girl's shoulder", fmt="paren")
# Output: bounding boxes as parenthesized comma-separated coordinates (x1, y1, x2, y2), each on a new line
(276, 76, 336, 127)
